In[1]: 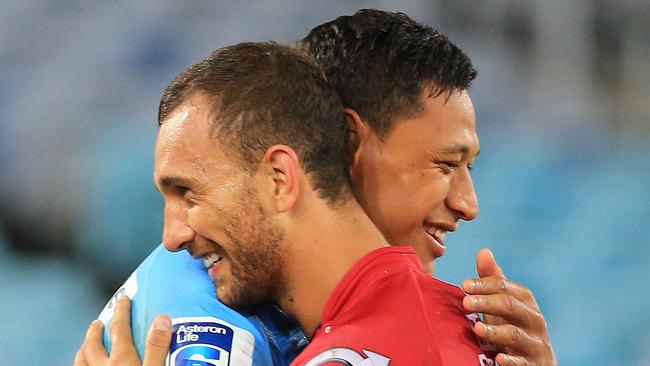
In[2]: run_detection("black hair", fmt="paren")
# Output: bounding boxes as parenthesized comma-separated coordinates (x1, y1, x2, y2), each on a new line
(300, 9, 477, 137)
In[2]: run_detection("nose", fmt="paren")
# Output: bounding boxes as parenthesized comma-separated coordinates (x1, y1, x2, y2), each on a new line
(162, 200, 194, 252)
(445, 166, 479, 221)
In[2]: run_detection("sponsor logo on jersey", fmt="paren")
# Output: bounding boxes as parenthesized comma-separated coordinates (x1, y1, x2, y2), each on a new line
(479, 354, 495, 366)
(465, 312, 497, 352)
(304, 347, 391, 366)
(166, 317, 255, 366)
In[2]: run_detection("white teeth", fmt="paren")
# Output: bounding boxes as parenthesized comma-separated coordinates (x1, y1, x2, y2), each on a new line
(435, 229, 447, 242)
(202, 253, 223, 269)
(425, 227, 447, 242)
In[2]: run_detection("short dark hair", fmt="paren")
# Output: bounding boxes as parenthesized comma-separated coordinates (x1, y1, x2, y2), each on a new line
(300, 9, 477, 138)
(158, 42, 351, 204)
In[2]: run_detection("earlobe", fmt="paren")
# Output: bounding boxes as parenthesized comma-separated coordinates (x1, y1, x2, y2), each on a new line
(262, 145, 300, 212)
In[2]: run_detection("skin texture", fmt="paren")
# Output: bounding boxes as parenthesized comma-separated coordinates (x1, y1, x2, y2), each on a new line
(154, 96, 287, 308)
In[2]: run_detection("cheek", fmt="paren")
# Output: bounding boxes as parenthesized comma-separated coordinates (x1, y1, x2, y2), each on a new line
(185, 205, 201, 229)
(385, 172, 449, 226)
(367, 180, 426, 241)
(419, 172, 451, 203)
(187, 201, 229, 237)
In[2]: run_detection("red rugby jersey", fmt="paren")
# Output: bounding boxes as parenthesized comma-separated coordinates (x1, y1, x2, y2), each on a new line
(291, 246, 496, 366)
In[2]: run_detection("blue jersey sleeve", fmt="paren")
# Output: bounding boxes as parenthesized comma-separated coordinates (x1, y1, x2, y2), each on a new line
(98, 244, 300, 365)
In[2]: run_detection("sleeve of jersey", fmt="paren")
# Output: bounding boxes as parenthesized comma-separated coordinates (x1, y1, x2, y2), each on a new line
(97, 244, 275, 366)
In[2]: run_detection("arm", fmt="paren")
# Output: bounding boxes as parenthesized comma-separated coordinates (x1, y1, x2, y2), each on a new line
(462, 248, 557, 366)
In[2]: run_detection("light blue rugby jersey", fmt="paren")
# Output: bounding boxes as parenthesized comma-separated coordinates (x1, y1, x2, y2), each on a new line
(99, 244, 307, 366)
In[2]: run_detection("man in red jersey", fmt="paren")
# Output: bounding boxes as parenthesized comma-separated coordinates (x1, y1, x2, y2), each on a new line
(299, 10, 555, 365)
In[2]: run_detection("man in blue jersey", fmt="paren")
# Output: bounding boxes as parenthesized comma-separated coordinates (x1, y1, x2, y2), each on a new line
(96, 245, 304, 365)
(76, 10, 556, 366)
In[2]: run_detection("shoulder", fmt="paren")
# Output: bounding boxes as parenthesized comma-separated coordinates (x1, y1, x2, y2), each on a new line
(99, 244, 277, 365)
(99, 245, 218, 324)
(338, 252, 434, 311)
(295, 249, 478, 365)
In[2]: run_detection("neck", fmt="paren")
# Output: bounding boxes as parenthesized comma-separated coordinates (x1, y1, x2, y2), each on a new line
(277, 197, 388, 336)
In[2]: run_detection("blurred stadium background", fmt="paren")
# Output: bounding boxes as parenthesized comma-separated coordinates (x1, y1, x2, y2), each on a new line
(1, 1, 648, 364)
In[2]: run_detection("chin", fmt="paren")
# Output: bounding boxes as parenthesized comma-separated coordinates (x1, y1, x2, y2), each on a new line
(410, 243, 436, 276)
(215, 280, 242, 308)
(424, 260, 436, 276)
(216, 282, 267, 309)
(215, 286, 235, 307)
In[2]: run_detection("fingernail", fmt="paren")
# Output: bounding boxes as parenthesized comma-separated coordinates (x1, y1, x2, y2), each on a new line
(477, 322, 489, 334)
(153, 315, 172, 331)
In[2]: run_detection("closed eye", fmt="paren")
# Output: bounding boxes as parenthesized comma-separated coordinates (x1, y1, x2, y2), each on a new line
(168, 186, 193, 202)
(438, 161, 475, 174)
(434, 161, 458, 174)
(179, 186, 194, 200)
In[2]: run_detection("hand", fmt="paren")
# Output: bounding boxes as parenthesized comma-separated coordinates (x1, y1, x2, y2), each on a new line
(73, 296, 172, 366)
(462, 248, 557, 366)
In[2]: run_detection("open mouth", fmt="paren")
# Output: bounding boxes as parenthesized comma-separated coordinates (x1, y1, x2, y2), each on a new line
(425, 227, 447, 246)
(202, 252, 223, 269)
(424, 227, 447, 257)
(202, 252, 227, 281)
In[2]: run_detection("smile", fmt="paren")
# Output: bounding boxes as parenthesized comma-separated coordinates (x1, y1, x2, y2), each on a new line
(424, 227, 447, 245)
(202, 252, 223, 269)
(423, 225, 449, 258)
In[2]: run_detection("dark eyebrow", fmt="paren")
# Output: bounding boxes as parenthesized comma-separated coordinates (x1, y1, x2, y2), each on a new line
(156, 175, 196, 191)
(442, 144, 480, 157)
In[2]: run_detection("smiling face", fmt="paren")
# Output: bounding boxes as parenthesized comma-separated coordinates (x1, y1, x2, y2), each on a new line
(154, 93, 286, 308)
(350, 90, 480, 275)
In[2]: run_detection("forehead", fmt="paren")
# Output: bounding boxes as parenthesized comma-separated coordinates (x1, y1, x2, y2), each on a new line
(388, 90, 479, 156)
(154, 94, 234, 186)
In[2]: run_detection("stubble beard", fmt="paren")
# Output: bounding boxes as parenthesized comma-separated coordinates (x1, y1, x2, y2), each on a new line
(215, 185, 287, 309)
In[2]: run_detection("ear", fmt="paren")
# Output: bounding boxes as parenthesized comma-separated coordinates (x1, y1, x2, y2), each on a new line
(344, 108, 371, 176)
(344, 108, 367, 153)
(259, 145, 301, 213)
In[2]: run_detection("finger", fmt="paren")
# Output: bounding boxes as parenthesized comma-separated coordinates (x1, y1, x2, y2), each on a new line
(495, 353, 529, 366)
(110, 296, 140, 361)
(473, 321, 541, 357)
(482, 312, 507, 327)
(462, 276, 538, 308)
(142, 314, 172, 366)
(475, 248, 505, 278)
(464, 293, 545, 330)
(82, 320, 108, 365)
(73, 349, 88, 366)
